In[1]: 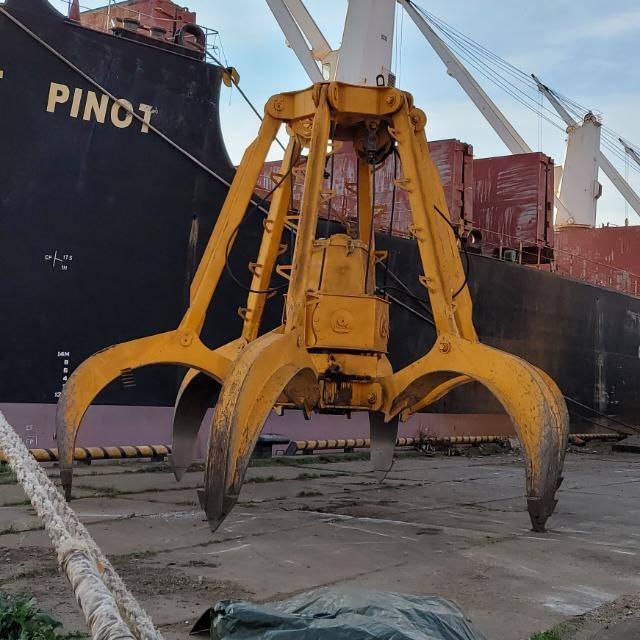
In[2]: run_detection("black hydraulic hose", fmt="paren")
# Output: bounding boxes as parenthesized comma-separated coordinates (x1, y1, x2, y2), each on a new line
(433, 204, 470, 299)
(377, 285, 433, 311)
(223, 160, 298, 295)
(323, 150, 336, 237)
(385, 293, 435, 327)
(383, 149, 399, 289)
(377, 263, 433, 313)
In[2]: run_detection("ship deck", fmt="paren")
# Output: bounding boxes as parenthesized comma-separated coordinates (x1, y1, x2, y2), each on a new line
(2, 445, 640, 639)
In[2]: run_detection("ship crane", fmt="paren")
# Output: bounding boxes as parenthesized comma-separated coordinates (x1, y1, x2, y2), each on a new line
(271, 0, 640, 228)
(57, 0, 569, 533)
(402, 2, 640, 227)
(532, 75, 640, 224)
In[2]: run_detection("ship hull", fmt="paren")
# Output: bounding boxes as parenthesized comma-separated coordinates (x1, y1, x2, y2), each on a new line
(1, 0, 638, 451)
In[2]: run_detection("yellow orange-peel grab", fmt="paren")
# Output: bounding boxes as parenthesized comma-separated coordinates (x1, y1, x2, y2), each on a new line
(57, 82, 568, 533)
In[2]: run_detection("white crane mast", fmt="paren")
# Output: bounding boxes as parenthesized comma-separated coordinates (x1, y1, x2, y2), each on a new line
(534, 76, 640, 221)
(265, 0, 395, 87)
(336, 0, 395, 86)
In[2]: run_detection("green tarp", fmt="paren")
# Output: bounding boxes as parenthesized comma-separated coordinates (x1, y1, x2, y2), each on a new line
(209, 587, 488, 639)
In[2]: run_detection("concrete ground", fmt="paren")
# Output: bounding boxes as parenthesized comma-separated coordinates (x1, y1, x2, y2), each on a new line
(2, 444, 640, 639)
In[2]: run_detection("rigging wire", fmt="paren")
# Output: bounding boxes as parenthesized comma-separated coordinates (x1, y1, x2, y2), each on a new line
(418, 6, 541, 93)
(425, 24, 567, 132)
(205, 51, 287, 152)
(377, 261, 434, 315)
(385, 292, 435, 327)
(540, 84, 640, 172)
(563, 397, 640, 435)
(413, 5, 570, 126)
(537, 86, 543, 151)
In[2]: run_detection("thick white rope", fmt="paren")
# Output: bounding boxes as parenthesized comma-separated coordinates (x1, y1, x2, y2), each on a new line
(11, 452, 163, 640)
(0, 412, 163, 640)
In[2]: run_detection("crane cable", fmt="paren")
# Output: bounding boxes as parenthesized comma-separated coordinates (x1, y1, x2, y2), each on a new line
(205, 50, 287, 152)
(409, 1, 640, 176)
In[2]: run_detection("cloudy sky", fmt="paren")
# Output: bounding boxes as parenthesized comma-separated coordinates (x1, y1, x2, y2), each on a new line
(72, 0, 640, 225)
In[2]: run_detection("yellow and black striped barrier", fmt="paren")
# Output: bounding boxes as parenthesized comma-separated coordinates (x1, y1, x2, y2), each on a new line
(0, 444, 171, 464)
(2, 432, 622, 464)
(283, 433, 622, 456)
(284, 435, 509, 455)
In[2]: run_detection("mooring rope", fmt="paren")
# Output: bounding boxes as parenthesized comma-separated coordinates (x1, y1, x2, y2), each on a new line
(0, 411, 163, 640)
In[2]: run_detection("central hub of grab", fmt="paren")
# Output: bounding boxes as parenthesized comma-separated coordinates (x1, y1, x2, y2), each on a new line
(304, 234, 389, 354)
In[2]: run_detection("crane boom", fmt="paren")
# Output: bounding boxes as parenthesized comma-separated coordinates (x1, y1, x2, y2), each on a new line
(620, 138, 640, 169)
(282, 0, 332, 59)
(265, 0, 324, 82)
(397, 0, 530, 155)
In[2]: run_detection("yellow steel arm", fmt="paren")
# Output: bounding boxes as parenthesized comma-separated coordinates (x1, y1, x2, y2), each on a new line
(242, 138, 300, 342)
(285, 85, 331, 331)
(184, 113, 281, 334)
(56, 332, 232, 497)
(390, 97, 476, 340)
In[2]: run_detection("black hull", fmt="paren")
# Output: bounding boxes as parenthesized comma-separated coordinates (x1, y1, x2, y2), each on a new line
(1, 0, 638, 447)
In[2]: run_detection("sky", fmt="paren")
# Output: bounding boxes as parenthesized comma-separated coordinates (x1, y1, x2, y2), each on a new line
(71, 0, 640, 226)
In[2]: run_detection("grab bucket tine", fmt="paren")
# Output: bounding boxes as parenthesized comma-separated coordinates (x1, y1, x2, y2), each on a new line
(201, 331, 317, 530)
(56, 331, 231, 499)
(170, 370, 221, 482)
(369, 412, 398, 482)
(384, 335, 569, 532)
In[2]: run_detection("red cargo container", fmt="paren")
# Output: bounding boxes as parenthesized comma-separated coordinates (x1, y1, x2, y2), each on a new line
(555, 225, 640, 296)
(257, 139, 474, 238)
(429, 139, 474, 226)
(473, 152, 555, 263)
